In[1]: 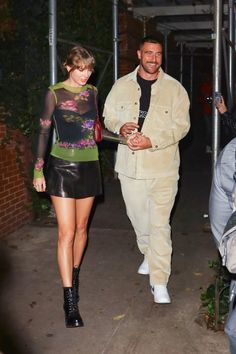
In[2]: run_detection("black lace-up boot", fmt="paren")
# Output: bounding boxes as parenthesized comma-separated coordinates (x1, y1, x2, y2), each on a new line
(63, 287, 84, 328)
(72, 267, 80, 303)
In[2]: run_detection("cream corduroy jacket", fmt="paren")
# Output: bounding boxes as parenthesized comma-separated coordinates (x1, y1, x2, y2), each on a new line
(103, 67, 190, 179)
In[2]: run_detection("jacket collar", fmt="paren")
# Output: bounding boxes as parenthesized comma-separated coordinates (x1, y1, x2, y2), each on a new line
(125, 66, 164, 86)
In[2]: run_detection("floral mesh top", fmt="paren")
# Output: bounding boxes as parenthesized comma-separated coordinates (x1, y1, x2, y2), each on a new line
(34, 82, 99, 178)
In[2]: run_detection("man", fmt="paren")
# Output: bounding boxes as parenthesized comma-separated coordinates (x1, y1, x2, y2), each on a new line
(103, 36, 190, 304)
(209, 137, 236, 354)
(104, 37, 190, 303)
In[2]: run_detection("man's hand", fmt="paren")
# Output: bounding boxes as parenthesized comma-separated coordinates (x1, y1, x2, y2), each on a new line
(120, 122, 139, 138)
(127, 132, 152, 151)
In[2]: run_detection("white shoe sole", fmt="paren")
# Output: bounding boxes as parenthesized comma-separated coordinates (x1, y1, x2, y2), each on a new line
(137, 259, 149, 275)
(151, 286, 171, 304)
(137, 268, 149, 275)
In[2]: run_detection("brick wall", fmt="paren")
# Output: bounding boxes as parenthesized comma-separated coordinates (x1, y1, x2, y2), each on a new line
(119, 12, 142, 77)
(0, 121, 33, 237)
(118, 11, 159, 77)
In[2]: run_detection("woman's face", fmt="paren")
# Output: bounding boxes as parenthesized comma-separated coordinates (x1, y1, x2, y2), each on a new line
(67, 66, 93, 87)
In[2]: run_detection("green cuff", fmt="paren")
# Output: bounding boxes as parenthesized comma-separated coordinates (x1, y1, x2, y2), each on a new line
(33, 169, 44, 179)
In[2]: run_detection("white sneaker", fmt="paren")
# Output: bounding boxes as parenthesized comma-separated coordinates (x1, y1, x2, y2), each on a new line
(151, 284, 171, 304)
(137, 257, 149, 275)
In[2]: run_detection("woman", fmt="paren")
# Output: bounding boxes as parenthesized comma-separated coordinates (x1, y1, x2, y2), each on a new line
(33, 46, 102, 328)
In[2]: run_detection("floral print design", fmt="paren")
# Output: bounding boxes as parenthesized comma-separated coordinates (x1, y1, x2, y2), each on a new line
(75, 90, 90, 101)
(63, 114, 82, 123)
(82, 119, 94, 130)
(55, 88, 96, 148)
(35, 158, 44, 171)
(59, 90, 92, 123)
(59, 139, 96, 149)
(59, 100, 78, 112)
(40, 118, 52, 127)
(59, 90, 90, 113)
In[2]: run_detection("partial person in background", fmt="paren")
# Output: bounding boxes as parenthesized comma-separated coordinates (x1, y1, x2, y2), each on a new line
(209, 137, 236, 354)
(33, 46, 102, 328)
(215, 95, 236, 140)
(103, 36, 190, 304)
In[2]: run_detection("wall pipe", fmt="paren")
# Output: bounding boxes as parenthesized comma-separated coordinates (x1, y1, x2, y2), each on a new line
(228, 0, 235, 110)
(112, 0, 119, 82)
(180, 42, 184, 84)
(49, 0, 57, 144)
(212, 0, 222, 170)
(49, 0, 57, 85)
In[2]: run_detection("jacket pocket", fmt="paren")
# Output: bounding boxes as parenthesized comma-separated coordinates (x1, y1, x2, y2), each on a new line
(152, 104, 172, 128)
(116, 102, 136, 122)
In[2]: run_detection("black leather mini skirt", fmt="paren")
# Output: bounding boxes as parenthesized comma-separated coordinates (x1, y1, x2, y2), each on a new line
(45, 156, 102, 199)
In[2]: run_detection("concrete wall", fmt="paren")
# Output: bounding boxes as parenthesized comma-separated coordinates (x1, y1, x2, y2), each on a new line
(0, 121, 33, 237)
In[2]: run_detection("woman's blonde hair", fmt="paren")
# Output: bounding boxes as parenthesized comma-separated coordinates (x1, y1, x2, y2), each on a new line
(64, 46, 95, 72)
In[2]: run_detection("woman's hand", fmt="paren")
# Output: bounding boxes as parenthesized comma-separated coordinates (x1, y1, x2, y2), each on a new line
(215, 95, 228, 114)
(33, 177, 46, 192)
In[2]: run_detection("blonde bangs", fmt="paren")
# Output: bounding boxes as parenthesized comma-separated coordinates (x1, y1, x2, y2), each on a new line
(74, 57, 95, 72)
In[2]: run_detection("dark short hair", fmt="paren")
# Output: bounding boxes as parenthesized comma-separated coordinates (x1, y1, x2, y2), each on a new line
(140, 36, 163, 49)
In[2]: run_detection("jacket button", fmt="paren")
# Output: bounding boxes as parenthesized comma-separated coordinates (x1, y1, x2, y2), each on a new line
(133, 117, 136, 120)
(134, 102, 138, 105)
(132, 152, 135, 155)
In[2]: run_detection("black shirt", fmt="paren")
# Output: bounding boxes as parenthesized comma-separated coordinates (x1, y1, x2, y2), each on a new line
(137, 74, 157, 131)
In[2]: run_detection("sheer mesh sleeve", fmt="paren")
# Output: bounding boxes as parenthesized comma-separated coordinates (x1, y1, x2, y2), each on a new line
(34, 89, 56, 178)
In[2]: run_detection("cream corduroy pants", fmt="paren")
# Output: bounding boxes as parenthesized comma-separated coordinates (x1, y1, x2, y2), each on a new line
(119, 173, 178, 285)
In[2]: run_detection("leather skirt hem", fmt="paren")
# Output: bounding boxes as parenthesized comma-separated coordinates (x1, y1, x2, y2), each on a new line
(45, 156, 102, 199)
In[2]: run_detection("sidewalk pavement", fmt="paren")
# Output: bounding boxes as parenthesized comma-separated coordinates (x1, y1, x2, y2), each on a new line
(0, 141, 230, 354)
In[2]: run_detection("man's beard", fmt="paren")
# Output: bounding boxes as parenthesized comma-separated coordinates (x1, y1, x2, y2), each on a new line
(142, 62, 160, 75)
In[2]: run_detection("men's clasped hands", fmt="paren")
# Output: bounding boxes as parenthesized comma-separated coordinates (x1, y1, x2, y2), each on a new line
(120, 122, 152, 150)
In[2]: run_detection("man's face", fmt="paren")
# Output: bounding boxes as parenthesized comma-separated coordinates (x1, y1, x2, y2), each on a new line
(137, 42, 162, 76)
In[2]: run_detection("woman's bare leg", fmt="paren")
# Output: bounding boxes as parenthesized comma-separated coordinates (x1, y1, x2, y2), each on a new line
(51, 196, 76, 287)
(73, 197, 95, 266)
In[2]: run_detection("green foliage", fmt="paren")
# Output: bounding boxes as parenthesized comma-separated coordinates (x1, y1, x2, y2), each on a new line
(56, 0, 113, 103)
(201, 259, 230, 330)
(1, 0, 49, 135)
(1, 0, 113, 136)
